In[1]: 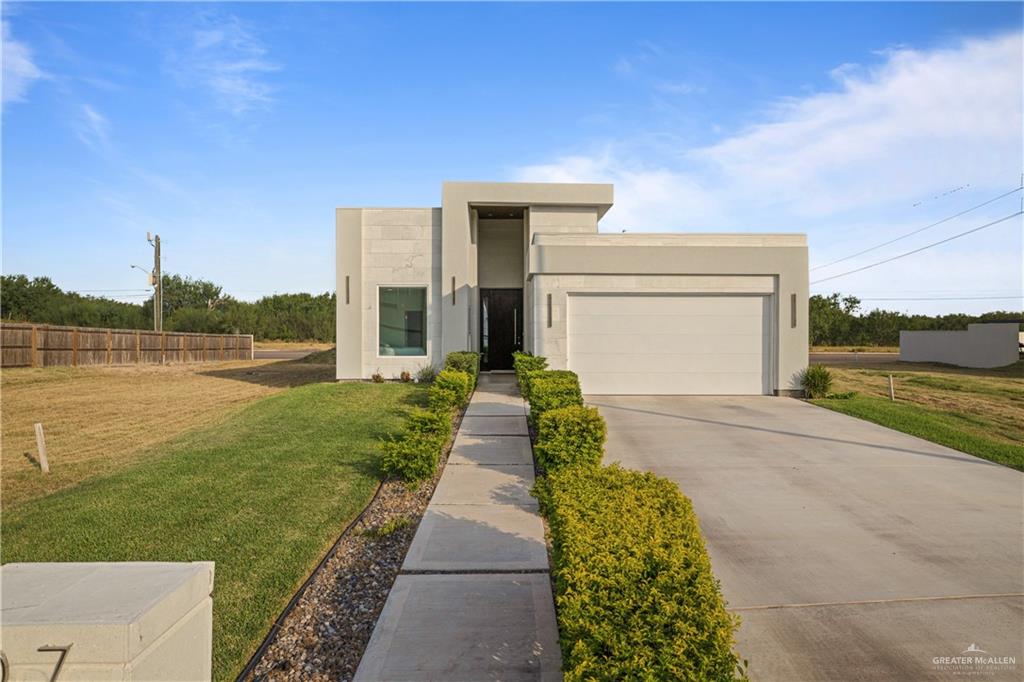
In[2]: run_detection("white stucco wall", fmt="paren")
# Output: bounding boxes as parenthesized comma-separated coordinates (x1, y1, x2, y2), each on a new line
(899, 323, 1019, 368)
(477, 219, 524, 288)
(359, 208, 442, 378)
(528, 206, 599, 235)
(529, 233, 808, 394)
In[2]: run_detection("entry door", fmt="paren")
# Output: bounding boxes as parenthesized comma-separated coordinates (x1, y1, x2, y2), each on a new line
(480, 289, 523, 371)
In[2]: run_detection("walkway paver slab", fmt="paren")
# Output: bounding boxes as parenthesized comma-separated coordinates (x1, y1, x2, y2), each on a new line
(461, 415, 529, 436)
(402, 505, 549, 571)
(353, 574, 562, 682)
(477, 374, 519, 389)
(432, 464, 537, 508)
(449, 434, 533, 465)
(466, 395, 527, 416)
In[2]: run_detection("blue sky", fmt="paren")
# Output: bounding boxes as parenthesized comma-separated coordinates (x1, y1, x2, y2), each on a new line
(3, 2, 1022, 314)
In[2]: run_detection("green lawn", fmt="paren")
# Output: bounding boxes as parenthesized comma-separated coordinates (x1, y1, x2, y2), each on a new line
(2, 381, 426, 680)
(813, 393, 1024, 471)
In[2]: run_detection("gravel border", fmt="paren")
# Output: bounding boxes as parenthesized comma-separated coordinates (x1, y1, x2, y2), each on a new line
(240, 408, 464, 682)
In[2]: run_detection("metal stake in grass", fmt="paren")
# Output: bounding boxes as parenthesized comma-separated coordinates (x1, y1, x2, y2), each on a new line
(888, 374, 895, 401)
(34, 422, 50, 473)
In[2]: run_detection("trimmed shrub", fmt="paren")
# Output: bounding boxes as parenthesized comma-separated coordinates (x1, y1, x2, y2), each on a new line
(427, 385, 459, 413)
(380, 433, 442, 482)
(800, 364, 833, 399)
(535, 405, 606, 471)
(536, 464, 744, 681)
(433, 369, 472, 406)
(444, 351, 480, 386)
(521, 367, 576, 403)
(512, 351, 548, 395)
(528, 371, 583, 427)
(406, 408, 453, 441)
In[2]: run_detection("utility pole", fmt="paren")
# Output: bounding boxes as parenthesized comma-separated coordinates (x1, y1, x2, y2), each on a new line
(146, 232, 162, 332)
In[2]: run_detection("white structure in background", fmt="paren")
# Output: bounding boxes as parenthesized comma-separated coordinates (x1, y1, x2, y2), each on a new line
(899, 322, 1020, 368)
(1, 562, 214, 681)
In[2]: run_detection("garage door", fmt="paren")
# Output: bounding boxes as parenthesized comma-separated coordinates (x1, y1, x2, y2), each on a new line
(567, 294, 770, 395)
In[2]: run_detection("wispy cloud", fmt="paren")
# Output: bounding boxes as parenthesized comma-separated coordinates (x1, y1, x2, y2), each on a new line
(654, 80, 704, 96)
(73, 104, 110, 149)
(165, 13, 280, 116)
(2, 19, 47, 106)
(514, 32, 1023, 303)
(517, 32, 1022, 227)
(613, 40, 664, 76)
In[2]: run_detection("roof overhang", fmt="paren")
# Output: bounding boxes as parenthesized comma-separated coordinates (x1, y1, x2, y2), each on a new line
(443, 181, 614, 218)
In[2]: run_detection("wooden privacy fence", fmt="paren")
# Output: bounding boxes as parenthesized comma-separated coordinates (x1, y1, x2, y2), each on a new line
(1, 323, 254, 368)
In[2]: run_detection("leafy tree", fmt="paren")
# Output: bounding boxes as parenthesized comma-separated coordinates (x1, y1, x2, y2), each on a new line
(810, 292, 1022, 346)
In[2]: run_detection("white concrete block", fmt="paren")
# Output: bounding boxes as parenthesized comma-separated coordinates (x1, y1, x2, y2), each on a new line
(0, 562, 214, 682)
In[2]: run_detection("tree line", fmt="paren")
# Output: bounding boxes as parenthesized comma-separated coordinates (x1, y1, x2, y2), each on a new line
(2, 275, 1019, 346)
(1, 274, 335, 342)
(809, 293, 1021, 347)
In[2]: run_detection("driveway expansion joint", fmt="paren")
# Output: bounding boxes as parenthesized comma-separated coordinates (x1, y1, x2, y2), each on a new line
(729, 592, 1024, 612)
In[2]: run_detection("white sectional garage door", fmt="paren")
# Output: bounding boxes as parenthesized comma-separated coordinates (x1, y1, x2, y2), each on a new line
(567, 294, 770, 395)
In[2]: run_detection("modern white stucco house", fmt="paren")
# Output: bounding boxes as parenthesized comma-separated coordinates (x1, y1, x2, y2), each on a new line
(336, 181, 809, 395)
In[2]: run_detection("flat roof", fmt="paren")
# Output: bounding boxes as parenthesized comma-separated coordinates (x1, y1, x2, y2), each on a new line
(532, 232, 807, 247)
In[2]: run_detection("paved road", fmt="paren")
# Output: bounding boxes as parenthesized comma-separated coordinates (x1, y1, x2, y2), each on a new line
(252, 348, 320, 360)
(809, 352, 899, 364)
(593, 395, 1023, 681)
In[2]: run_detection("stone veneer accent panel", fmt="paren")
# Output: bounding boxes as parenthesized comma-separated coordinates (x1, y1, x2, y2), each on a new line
(361, 209, 442, 378)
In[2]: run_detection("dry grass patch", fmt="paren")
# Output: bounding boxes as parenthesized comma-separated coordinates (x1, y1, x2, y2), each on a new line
(823, 360, 1024, 448)
(1, 359, 334, 508)
(253, 340, 334, 350)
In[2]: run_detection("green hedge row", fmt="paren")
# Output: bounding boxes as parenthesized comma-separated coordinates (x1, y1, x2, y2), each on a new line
(512, 351, 547, 396)
(381, 358, 477, 483)
(445, 351, 480, 387)
(527, 370, 583, 428)
(535, 405, 606, 471)
(428, 368, 473, 413)
(519, 353, 744, 680)
(536, 464, 744, 680)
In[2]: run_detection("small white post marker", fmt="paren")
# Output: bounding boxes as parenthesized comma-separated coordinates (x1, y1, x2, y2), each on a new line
(34, 422, 50, 473)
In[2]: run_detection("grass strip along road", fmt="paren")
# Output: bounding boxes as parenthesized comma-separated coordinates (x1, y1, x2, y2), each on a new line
(2, 381, 427, 680)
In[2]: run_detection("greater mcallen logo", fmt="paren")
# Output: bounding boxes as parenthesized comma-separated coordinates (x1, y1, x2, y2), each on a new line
(932, 643, 1017, 676)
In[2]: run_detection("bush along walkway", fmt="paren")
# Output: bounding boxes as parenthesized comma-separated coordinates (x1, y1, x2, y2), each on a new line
(243, 354, 479, 681)
(515, 352, 747, 681)
(353, 373, 562, 681)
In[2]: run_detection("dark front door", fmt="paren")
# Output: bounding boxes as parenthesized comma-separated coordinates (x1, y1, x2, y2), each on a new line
(480, 289, 523, 371)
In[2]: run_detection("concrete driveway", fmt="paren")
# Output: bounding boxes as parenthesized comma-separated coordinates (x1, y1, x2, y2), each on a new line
(591, 395, 1023, 681)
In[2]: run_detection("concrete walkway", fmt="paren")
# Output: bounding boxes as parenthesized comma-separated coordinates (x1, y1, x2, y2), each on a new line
(355, 374, 562, 681)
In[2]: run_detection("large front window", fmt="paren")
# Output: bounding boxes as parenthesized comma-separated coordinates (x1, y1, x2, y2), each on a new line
(379, 287, 427, 356)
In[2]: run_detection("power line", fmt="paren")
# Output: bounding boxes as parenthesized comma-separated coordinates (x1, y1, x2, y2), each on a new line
(856, 296, 1022, 302)
(73, 288, 151, 293)
(810, 210, 1023, 285)
(810, 186, 1023, 271)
